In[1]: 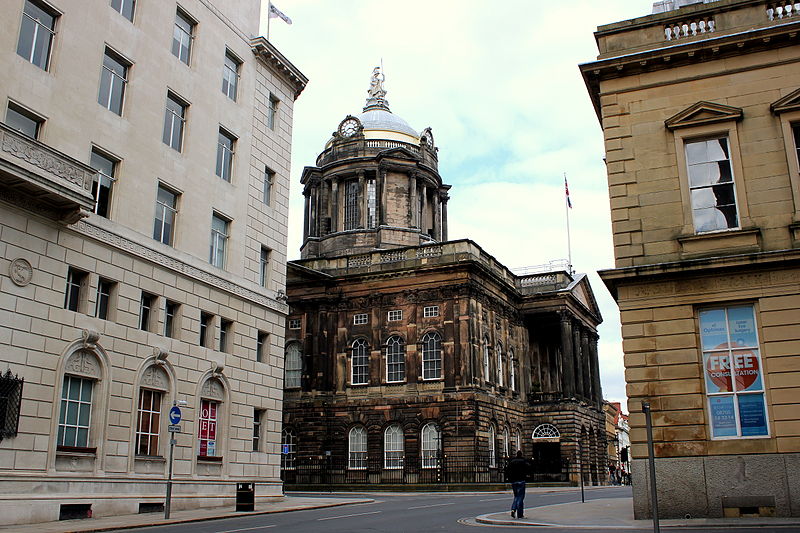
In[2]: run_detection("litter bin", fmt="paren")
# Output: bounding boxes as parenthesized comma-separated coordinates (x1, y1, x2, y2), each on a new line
(236, 482, 255, 512)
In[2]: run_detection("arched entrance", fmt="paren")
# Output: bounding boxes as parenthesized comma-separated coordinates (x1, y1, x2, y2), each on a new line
(531, 423, 562, 477)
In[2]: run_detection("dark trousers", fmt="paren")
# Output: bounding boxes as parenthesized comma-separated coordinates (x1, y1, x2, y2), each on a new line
(511, 481, 526, 517)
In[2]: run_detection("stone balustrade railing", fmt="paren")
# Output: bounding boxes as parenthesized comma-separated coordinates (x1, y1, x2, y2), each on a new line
(664, 16, 715, 40)
(767, 1, 800, 20)
(316, 138, 438, 168)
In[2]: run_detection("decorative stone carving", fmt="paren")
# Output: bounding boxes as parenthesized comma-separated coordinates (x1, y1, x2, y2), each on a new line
(8, 258, 33, 287)
(82, 329, 100, 349)
(153, 346, 169, 363)
(1, 130, 93, 191)
(65, 350, 100, 379)
(141, 366, 168, 390)
(201, 378, 224, 400)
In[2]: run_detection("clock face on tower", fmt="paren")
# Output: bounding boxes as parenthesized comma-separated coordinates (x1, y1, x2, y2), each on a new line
(338, 116, 361, 137)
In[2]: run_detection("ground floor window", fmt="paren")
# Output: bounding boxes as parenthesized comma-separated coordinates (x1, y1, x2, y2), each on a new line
(282, 428, 296, 469)
(58, 375, 93, 448)
(348, 426, 367, 469)
(384, 424, 404, 469)
(198, 399, 219, 457)
(700, 305, 769, 438)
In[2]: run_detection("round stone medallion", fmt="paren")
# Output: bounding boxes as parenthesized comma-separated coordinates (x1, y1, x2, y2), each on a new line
(9, 258, 33, 286)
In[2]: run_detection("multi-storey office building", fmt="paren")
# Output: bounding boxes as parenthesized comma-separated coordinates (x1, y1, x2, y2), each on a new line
(582, 0, 800, 519)
(0, 0, 305, 525)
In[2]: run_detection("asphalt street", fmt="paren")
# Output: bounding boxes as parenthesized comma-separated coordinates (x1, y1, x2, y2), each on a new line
(113, 486, 800, 533)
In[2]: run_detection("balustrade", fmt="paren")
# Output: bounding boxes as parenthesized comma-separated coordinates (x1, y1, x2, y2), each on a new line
(664, 17, 715, 40)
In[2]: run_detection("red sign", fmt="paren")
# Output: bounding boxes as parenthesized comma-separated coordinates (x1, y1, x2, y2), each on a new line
(705, 344, 760, 392)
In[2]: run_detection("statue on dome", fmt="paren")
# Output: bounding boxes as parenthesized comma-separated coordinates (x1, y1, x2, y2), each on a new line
(368, 66, 386, 99)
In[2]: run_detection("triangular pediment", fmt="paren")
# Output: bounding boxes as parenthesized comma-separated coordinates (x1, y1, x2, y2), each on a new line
(665, 101, 743, 130)
(771, 88, 800, 114)
(567, 274, 602, 324)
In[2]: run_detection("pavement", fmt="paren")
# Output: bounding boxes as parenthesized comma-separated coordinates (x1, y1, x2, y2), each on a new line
(3, 488, 800, 532)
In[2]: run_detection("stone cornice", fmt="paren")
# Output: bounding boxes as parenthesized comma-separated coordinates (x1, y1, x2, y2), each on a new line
(250, 37, 308, 100)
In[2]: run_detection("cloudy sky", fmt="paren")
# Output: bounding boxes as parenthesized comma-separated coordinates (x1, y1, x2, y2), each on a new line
(260, 1, 654, 413)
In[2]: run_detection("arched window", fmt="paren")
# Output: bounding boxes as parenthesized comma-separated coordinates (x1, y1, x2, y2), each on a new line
(509, 348, 516, 392)
(515, 429, 522, 454)
(421, 423, 441, 468)
(483, 337, 490, 382)
(488, 424, 497, 468)
(384, 424, 404, 469)
(135, 365, 169, 456)
(58, 349, 103, 450)
(351, 338, 369, 385)
(285, 342, 302, 388)
(421, 331, 442, 380)
(503, 427, 510, 458)
(496, 343, 504, 387)
(348, 426, 367, 469)
(532, 423, 561, 440)
(281, 428, 296, 469)
(386, 336, 405, 383)
(198, 377, 225, 458)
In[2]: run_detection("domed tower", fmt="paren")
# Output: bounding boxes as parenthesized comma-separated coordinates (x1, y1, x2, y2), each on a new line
(299, 68, 451, 259)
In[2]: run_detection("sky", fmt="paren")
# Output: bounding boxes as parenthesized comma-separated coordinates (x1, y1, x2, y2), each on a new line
(259, 0, 654, 413)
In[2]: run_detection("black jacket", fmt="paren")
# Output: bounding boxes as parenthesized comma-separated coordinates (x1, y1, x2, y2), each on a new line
(505, 457, 529, 482)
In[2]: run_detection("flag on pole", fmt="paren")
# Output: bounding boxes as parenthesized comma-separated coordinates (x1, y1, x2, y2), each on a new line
(564, 175, 572, 208)
(268, 2, 292, 24)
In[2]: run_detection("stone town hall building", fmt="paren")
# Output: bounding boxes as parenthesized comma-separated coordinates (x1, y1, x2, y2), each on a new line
(281, 73, 608, 484)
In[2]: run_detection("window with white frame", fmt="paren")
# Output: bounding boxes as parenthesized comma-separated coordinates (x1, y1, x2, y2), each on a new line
(209, 213, 229, 268)
(509, 348, 516, 392)
(267, 93, 279, 130)
(496, 343, 504, 387)
(98, 48, 129, 116)
(63, 267, 87, 312)
(153, 184, 178, 245)
(17, 0, 57, 71)
(488, 425, 496, 468)
(285, 342, 302, 388)
(514, 430, 521, 454)
(281, 428, 296, 469)
(700, 305, 769, 438)
(353, 313, 368, 325)
(139, 292, 155, 331)
(57, 374, 94, 448)
(384, 424, 404, 469)
(110, 0, 135, 21)
(172, 9, 194, 65)
(5, 101, 44, 139)
(421, 331, 442, 380)
(221, 50, 240, 101)
(216, 128, 235, 182)
(503, 427, 510, 457)
(263, 167, 274, 206)
(351, 338, 369, 385)
(344, 180, 360, 230)
(423, 305, 439, 318)
(388, 310, 402, 322)
(367, 178, 377, 228)
(483, 338, 490, 382)
(198, 399, 219, 457)
(685, 137, 739, 233)
(259, 247, 271, 287)
(162, 92, 187, 151)
(386, 336, 405, 383)
(135, 388, 161, 456)
(288, 318, 301, 329)
(420, 423, 440, 469)
(89, 148, 117, 218)
(348, 426, 367, 469)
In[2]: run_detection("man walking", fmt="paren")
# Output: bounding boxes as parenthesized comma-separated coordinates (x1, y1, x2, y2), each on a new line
(505, 450, 530, 519)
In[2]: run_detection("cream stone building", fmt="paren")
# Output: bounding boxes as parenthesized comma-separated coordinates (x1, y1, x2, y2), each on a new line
(0, 0, 305, 525)
(582, 0, 800, 519)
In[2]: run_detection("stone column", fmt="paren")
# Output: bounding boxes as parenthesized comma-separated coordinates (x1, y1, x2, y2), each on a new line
(590, 332, 603, 406)
(573, 324, 585, 399)
(420, 185, 428, 234)
(559, 312, 575, 397)
(330, 180, 339, 232)
(434, 194, 442, 240)
(409, 172, 417, 228)
(302, 189, 310, 241)
(581, 328, 592, 401)
(358, 171, 366, 229)
(441, 194, 449, 241)
(379, 168, 387, 226)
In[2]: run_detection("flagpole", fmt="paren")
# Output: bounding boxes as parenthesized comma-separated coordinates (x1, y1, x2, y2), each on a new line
(266, 2, 271, 39)
(564, 172, 572, 274)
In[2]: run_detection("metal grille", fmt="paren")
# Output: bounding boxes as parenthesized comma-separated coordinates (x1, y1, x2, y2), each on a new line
(0, 370, 23, 442)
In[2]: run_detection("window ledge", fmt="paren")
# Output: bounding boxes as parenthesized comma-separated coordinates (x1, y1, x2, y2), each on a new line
(56, 445, 97, 456)
(135, 455, 166, 462)
(678, 227, 761, 259)
(197, 455, 223, 462)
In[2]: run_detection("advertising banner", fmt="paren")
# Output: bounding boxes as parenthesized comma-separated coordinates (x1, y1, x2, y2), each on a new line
(709, 396, 737, 438)
(738, 393, 768, 436)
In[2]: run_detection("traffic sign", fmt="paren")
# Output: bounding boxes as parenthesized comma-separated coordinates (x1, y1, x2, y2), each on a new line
(168, 424, 181, 432)
(169, 406, 182, 425)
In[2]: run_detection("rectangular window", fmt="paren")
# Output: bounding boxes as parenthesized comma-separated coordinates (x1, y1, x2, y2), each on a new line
(199, 312, 214, 348)
(153, 184, 178, 245)
(220, 318, 233, 353)
(686, 137, 738, 233)
(98, 48, 129, 116)
(172, 9, 194, 65)
(216, 129, 235, 182)
(288, 318, 301, 330)
(423, 305, 439, 318)
(344, 180, 360, 230)
(95, 277, 115, 320)
(263, 167, 274, 206)
(0, 371, 24, 442)
(367, 178, 377, 228)
(209, 214, 229, 269)
(139, 292, 155, 331)
(164, 300, 179, 338)
(257, 331, 268, 362)
(57, 375, 92, 448)
(700, 305, 769, 439)
(198, 399, 218, 457)
(162, 92, 187, 151)
(388, 310, 402, 322)
(267, 94, 279, 130)
(17, 0, 57, 71)
(5, 102, 44, 139)
(135, 389, 161, 456)
(353, 313, 368, 325)
(351, 339, 369, 385)
(793, 123, 800, 167)
(89, 148, 117, 218)
(222, 50, 240, 101)
(252, 409, 264, 452)
(63, 268, 87, 312)
(259, 247, 271, 288)
(110, 0, 135, 21)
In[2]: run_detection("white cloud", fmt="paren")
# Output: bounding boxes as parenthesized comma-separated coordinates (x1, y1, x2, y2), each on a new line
(263, 0, 652, 411)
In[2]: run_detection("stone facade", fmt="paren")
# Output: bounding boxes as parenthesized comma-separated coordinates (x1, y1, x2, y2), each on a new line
(0, 0, 305, 525)
(282, 84, 607, 485)
(582, 0, 800, 519)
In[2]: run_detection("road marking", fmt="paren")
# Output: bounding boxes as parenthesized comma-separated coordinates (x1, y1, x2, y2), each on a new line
(408, 502, 456, 510)
(479, 497, 508, 502)
(317, 510, 381, 521)
(220, 525, 277, 532)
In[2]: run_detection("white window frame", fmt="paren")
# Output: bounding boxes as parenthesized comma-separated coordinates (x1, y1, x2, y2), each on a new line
(420, 331, 442, 381)
(488, 425, 496, 468)
(267, 93, 279, 130)
(288, 318, 301, 330)
(348, 426, 367, 470)
(385, 335, 405, 383)
(353, 313, 368, 325)
(57, 375, 93, 448)
(216, 128, 236, 182)
(281, 428, 296, 469)
(209, 213, 229, 269)
(135, 388, 162, 456)
(388, 310, 402, 322)
(384, 424, 404, 469)
(496, 343, 504, 387)
(285, 342, 302, 388)
(483, 338, 490, 382)
(198, 399, 219, 457)
(153, 184, 178, 245)
(110, 0, 135, 21)
(222, 50, 240, 101)
(17, 0, 57, 71)
(351, 338, 369, 385)
(423, 305, 439, 318)
(263, 167, 274, 206)
(259, 247, 270, 288)
(98, 47, 129, 116)
(420, 423, 440, 469)
(172, 8, 194, 65)
(162, 92, 187, 152)
(89, 147, 118, 218)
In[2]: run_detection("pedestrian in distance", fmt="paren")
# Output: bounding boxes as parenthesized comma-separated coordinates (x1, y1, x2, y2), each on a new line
(505, 449, 530, 519)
